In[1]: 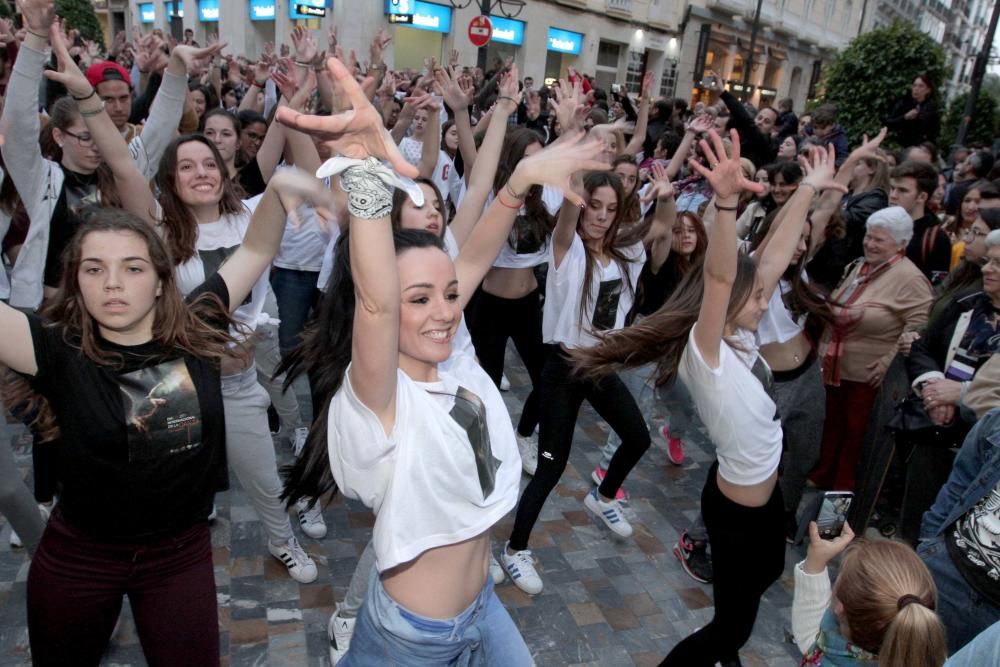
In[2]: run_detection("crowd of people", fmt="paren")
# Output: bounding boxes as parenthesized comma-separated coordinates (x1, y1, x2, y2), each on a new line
(1, 3, 1000, 665)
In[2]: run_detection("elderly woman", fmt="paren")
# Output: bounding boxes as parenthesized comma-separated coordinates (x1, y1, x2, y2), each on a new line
(811, 206, 933, 491)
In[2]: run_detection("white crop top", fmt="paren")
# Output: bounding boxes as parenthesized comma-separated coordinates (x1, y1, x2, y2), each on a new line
(543, 234, 645, 349)
(679, 326, 783, 486)
(757, 278, 805, 346)
(327, 352, 521, 572)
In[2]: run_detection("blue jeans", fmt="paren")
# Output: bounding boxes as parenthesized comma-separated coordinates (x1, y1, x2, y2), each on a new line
(919, 535, 1000, 655)
(269, 267, 319, 357)
(945, 619, 1000, 666)
(342, 568, 532, 666)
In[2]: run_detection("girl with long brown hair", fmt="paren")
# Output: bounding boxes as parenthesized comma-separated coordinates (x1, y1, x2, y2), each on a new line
(573, 132, 842, 665)
(43, 26, 325, 582)
(500, 166, 650, 596)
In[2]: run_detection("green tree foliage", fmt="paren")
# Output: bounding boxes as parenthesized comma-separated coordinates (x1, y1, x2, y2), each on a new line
(820, 20, 946, 148)
(941, 92, 999, 152)
(55, 0, 104, 46)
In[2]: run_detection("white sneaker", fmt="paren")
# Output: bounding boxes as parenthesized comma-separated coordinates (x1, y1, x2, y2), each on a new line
(207, 502, 218, 522)
(500, 373, 511, 391)
(292, 426, 309, 456)
(501, 541, 543, 595)
(269, 536, 318, 583)
(584, 488, 633, 538)
(516, 432, 538, 476)
(297, 497, 328, 539)
(10, 503, 51, 549)
(489, 551, 505, 584)
(328, 607, 356, 665)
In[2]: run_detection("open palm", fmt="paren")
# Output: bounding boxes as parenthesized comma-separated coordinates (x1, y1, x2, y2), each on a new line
(276, 57, 417, 178)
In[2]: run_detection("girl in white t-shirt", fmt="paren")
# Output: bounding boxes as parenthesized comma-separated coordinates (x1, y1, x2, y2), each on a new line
(501, 169, 649, 596)
(278, 58, 607, 665)
(573, 133, 844, 665)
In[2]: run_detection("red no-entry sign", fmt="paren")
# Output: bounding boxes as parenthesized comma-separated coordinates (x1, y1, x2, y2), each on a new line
(468, 15, 493, 48)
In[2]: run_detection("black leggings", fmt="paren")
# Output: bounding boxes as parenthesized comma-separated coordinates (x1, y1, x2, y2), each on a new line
(467, 287, 545, 437)
(508, 348, 651, 551)
(659, 463, 785, 666)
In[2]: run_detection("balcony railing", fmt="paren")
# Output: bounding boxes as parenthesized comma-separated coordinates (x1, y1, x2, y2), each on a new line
(607, 0, 632, 14)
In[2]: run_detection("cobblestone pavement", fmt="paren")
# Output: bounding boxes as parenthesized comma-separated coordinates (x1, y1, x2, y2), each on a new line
(0, 352, 804, 666)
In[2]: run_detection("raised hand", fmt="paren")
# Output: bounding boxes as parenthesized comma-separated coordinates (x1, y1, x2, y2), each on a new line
(43, 21, 91, 98)
(327, 25, 337, 52)
(448, 48, 459, 68)
(276, 57, 417, 178)
(798, 144, 848, 194)
(435, 66, 473, 112)
(685, 113, 714, 135)
(497, 63, 521, 111)
(16, 0, 54, 35)
(687, 129, 765, 200)
(171, 41, 227, 75)
(291, 26, 317, 64)
(369, 28, 391, 67)
(271, 65, 298, 102)
(509, 132, 609, 207)
(847, 127, 888, 164)
(803, 520, 855, 574)
(550, 77, 587, 133)
(641, 161, 675, 204)
(269, 168, 338, 228)
(641, 70, 654, 97)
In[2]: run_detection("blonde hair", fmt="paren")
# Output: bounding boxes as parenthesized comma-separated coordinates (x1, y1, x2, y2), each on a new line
(834, 540, 947, 667)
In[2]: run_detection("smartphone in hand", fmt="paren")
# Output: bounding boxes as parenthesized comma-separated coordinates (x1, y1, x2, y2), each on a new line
(793, 491, 854, 545)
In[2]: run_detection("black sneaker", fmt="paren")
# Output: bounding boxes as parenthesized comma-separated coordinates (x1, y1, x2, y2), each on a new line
(673, 529, 713, 584)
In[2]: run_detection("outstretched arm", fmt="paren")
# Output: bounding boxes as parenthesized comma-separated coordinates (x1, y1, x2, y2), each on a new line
(641, 161, 678, 273)
(689, 129, 766, 368)
(623, 71, 653, 157)
(0, 302, 36, 375)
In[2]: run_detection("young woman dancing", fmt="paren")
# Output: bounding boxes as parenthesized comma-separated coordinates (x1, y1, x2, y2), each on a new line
(574, 132, 843, 665)
(279, 57, 606, 664)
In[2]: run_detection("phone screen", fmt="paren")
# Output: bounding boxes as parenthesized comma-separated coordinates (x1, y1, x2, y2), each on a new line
(816, 493, 852, 540)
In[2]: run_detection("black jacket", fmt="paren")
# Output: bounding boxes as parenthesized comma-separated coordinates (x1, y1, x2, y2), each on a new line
(720, 91, 776, 168)
(885, 95, 941, 148)
(906, 211, 952, 286)
(907, 290, 993, 383)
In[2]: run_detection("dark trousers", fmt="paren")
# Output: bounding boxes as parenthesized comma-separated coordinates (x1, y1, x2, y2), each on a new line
(270, 267, 320, 358)
(811, 380, 880, 491)
(660, 463, 785, 666)
(27, 510, 219, 667)
(467, 288, 545, 437)
(508, 348, 651, 551)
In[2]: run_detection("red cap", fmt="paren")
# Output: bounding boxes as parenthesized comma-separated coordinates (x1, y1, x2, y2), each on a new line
(85, 61, 132, 89)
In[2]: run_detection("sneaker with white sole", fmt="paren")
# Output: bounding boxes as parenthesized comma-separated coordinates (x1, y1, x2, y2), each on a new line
(584, 488, 633, 538)
(292, 426, 309, 456)
(297, 497, 328, 540)
(660, 424, 685, 466)
(590, 466, 629, 502)
(328, 607, 356, 665)
(10, 503, 51, 549)
(489, 551, 506, 584)
(516, 432, 538, 476)
(501, 542, 543, 595)
(207, 503, 218, 522)
(269, 536, 318, 583)
(500, 373, 511, 391)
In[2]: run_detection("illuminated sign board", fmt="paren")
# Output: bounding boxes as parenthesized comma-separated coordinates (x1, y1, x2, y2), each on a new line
(291, 0, 327, 19)
(138, 2, 155, 23)
(547, 27, 583, 54)
(164, 1, 183, 17)
(489, 15, 524, 45)
(199, 0, 219, 21)
(386, 0, 451, 33)
(250, 0, 276, 20)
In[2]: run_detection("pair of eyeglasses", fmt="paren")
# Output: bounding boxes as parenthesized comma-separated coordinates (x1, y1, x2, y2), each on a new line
(62, 129, 94, 148)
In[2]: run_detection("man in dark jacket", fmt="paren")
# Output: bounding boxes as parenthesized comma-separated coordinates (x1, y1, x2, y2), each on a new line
(718, 89, 777, 168)
(890, 160, 952, 285)
(811, 104, 849, 167)
(774, 97, 798, 140)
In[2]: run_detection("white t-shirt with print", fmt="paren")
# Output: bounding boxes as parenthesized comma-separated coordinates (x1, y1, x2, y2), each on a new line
(328, 351, 520, 572)
(543, 234, 645, 349)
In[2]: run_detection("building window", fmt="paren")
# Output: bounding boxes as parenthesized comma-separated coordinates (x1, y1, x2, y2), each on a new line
(625, 51, 644, 93)
(660, 59, 678, 97)
(597, 41, 621, 68)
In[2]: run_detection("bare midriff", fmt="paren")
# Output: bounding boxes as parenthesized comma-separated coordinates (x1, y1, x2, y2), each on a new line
(760, 330, 812, 372)
(481, 266, 538, 300)
(381, 531, 490, 619)
(717, 468, 778, 508)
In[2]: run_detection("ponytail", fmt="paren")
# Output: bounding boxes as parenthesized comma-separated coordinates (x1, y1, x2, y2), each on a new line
(878, 601, 947, 667)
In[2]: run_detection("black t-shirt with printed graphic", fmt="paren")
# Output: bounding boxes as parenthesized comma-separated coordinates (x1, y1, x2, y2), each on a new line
(26, 273, 230, 542)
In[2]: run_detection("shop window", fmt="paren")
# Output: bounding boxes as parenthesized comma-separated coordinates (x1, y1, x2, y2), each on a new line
(597, 41, 621, 68)
(660, 59, 678, 97)
(625, 51, 644, 94)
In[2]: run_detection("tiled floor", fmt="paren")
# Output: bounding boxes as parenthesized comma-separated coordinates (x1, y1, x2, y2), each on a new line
(0, 354, 803, 666)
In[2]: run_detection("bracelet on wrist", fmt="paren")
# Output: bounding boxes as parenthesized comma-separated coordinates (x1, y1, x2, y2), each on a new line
(714, 201, 738, 212)
(799, 182, 819, 195)
(497, 95, 516, 107)
(71, 89, 97, 102)
(505, 181, 528, 201)
(294, 60, 311, 67)
(497, 191, 522, 209)
(254, 79, 267, 87)
(26, 29, 48, 41)
(79, 101, 106, 118)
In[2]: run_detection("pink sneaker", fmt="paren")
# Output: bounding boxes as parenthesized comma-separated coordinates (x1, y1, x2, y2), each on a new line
(590, 466, 629, 502)
(661, 425, 685, 466)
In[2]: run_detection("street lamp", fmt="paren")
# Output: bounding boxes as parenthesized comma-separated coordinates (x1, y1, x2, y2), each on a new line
(446, 0, 526, 71)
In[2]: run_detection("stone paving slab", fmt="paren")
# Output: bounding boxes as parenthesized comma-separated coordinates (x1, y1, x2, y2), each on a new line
(0, 349, 803, 666)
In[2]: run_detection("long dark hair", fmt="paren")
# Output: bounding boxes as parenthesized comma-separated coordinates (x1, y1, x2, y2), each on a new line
(7, 209, 237, 442)
(41, 96, 122, 209)
(493, 128, 553, 250)
(156, 134, 247, 264)
(571, 252, 759, 386)
(779, 220, 836, 345)
(280, 228, 446, 507)
(611, 154, 642, 242)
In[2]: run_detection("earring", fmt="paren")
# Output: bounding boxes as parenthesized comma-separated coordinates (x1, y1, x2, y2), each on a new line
(57, 142, 64, 148)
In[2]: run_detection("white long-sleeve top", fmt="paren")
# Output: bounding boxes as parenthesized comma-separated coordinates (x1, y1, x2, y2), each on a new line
(792, 559, 833, 654)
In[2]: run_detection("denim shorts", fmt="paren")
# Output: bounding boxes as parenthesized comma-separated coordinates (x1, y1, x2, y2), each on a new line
(340, 568, 533, 666)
